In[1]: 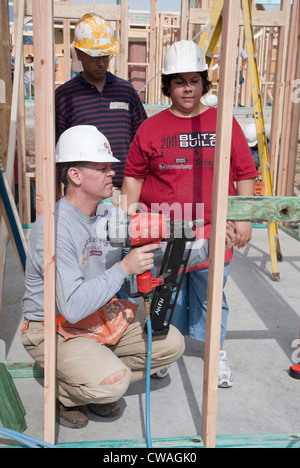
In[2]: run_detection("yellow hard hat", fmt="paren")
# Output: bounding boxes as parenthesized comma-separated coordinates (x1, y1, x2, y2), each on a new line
(73, 13, 118, 57)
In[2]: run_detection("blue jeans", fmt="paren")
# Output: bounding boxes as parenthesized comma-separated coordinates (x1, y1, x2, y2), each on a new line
(170, 262, 231, 346)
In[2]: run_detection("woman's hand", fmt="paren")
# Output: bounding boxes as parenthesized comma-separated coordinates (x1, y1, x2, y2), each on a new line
(234, 221, 252, 249)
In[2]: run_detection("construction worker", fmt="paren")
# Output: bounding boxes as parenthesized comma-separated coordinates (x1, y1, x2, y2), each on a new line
(55, 13, 147, 206)
(122, 40, 257, 389)
(244, 123, 260, 169)
(21, 125, 186, 429)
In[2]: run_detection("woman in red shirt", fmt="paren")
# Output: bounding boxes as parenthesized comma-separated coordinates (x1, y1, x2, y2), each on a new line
(122, 41, 257, 387)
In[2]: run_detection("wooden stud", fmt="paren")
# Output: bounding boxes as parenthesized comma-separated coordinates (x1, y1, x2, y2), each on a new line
(269, 0, 291, 189)
(0, 0, 25, 320)
(180, 0, 190, 41)
(0, 0, 13, 322)
(277, 0, 300, 197)
(32, 0, 56, 446)
(148, 0, 157, 106)
(120, 0, 129, 80)
(201, 0, 240, 449)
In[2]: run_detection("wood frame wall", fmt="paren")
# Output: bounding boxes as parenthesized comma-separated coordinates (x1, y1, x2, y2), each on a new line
(0, 0, 299, 449)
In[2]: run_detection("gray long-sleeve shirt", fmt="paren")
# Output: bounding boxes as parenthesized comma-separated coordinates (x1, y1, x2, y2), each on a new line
(23, 198, 209, 324)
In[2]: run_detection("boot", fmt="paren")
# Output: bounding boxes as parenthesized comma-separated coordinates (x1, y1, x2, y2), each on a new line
(56, 399, 88, 429)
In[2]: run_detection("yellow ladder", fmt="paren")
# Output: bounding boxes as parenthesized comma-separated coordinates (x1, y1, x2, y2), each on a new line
(199, 0, 282, 281)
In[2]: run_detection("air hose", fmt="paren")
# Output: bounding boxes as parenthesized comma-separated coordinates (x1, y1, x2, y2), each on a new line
(0, 427, 58, 448)
(145, 314, 153, 449)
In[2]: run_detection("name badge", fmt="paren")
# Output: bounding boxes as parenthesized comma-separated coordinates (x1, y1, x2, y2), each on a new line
(110, 102, 129, 111)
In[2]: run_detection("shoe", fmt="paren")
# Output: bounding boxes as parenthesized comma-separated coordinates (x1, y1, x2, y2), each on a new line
(151, 367, 169, 379)
(218, 351, 233, 388)
(56, 399, 88, 429)
(88, 401, 120, 418)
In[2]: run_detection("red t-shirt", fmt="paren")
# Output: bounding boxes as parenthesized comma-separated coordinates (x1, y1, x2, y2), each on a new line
(124, 108, 257, 270)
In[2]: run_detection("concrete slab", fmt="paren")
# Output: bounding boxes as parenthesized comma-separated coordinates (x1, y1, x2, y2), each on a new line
(0, 227, 299, 447)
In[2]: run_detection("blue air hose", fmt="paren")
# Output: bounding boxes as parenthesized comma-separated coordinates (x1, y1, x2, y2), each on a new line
(145, 315, 153, 449)
(0, 427, 58, 448)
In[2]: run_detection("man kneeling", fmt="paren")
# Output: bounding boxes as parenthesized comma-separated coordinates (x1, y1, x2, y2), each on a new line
(21, 126, 187, 429)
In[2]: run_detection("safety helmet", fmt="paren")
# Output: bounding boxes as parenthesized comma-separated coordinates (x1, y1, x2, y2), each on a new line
(202, 94, 218, 108)
(55, 126, 120, 164)
(244, 123, 258, 148)
(162, 40, 208, 75)
(73, 13, 118, 57)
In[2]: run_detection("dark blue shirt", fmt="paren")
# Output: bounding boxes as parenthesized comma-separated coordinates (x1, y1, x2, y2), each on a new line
(55, 72, 147, 185)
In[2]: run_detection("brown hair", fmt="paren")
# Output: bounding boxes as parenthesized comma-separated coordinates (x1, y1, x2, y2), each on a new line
(161, 71, 212, 98)
(56, 162, 84, 189)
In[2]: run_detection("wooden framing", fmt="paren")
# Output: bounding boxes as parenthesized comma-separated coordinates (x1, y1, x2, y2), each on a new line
(32, 0, 56, 445)
(1, 0, 299, 449)
(201, 0, 241, 449)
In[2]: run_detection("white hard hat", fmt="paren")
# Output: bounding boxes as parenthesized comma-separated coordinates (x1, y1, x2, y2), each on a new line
(244, 123, 258, 148)
(55, 126, 120, 164)
(202, 94, 218, 107)
(162, 40, 208, 75)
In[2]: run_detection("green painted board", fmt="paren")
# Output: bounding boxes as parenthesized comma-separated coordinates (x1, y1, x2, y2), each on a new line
(56, 433, 300, 449)
(227, 197, 300, 223)
(3, 433, 300, 449)
(5, 362, 44, 379)
(0, 363, 27, 433)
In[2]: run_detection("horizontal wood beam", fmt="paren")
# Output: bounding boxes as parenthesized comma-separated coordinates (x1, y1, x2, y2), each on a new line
(25, 0, 121, 20)
(227, 196, 300, 223)
(24, 2, 287, 27)
(190, 8, 286, 27)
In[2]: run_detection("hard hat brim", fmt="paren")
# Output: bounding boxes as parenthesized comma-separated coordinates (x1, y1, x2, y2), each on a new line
(162, 65, 208, 75)
(73, 43, 118, 57)
(55, 154, 120, 164)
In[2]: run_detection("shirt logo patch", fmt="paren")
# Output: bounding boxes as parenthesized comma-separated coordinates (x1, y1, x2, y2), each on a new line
(179, 132, 216, 148)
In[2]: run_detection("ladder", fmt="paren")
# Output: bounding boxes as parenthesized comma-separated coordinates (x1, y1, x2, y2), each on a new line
(198, 0, 282, 281)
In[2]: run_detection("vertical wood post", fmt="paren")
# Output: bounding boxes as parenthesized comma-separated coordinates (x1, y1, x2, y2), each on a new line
(148, 0, 157, 106)
(201, 0, 240, 449)
(120, 0, 129, 80)
(0, 0, 13, 321)
(269, 0, 291, 190)
(180, 0, 190, 40)
(276, 0, 300, 197)
(32, 0, 56, 445)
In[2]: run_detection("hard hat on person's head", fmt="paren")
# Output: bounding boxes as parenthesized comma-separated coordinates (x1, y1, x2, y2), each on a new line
(162, 40, 208, 75)
(244, 123, 258, 148)
(202, 94, 218, 108)
(73, 13, 118, 57)
(55, 126, 120, 164)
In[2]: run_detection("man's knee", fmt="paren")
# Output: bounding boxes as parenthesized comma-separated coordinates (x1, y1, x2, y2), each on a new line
(100, 369, 127, 386)
(99, 368, 131, 402)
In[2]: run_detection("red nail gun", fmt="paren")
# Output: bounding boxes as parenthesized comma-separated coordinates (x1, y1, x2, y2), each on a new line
(107, 212, 202, 336)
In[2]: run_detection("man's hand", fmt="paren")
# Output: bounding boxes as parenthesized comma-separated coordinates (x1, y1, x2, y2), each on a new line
(234, 221, 252, 249)
(225, 222, 236, 250)
(119, 244, 161, 276)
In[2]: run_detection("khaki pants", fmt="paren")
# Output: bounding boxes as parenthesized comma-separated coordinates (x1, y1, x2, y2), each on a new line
(21, 310, 185, 408)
